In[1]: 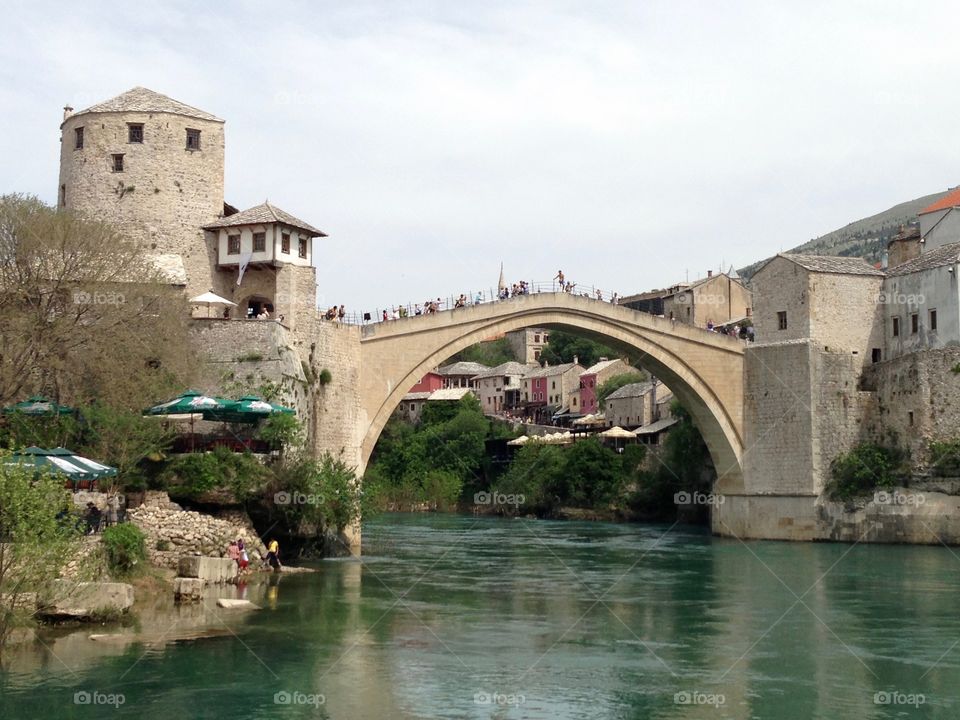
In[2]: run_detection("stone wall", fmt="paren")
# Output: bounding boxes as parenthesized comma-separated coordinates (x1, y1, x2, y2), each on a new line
(750, 256, 812, 342)
(59, 109, 225, 300)
(862, 347, 960, 465)
(807, 272, 884, 368)
(129, 498, 266, 570)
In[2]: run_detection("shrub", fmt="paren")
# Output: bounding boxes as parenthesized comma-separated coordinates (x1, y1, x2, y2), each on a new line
(257, 414, 303, 450)
(318, 368, 333, 385)
(929, 440, 960, 476)
(155, 539, 170, 551)
(160, 447, 267, 501)
(826, 443, 908, 500)
(102, 523, 146, 575)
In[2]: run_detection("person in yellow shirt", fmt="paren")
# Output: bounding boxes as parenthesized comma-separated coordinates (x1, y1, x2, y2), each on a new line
(266, 538, 281, 571)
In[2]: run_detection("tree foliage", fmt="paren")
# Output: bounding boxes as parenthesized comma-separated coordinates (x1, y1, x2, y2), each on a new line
(0, 463, 81, 654)
(539, 329, 618, 368)
(101, 523, 146, 576)
(826, 442, 908, 500)
(0, 194, 196, 412)
(449, 338, 518, 367)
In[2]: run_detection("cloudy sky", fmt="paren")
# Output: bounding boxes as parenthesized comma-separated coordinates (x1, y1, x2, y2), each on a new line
(2, 0, 959, 313)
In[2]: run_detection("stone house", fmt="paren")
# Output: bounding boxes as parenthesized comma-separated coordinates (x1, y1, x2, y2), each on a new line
(749, 254, 885, 365)
(661, 271, 752, 328)
(604, 380, 673, 429)
(398, 388, 474, 424)
(471, 361, 534, 415)
(883, 242, 960, 361)
(436, 361, 490, 389)
(408, 371, 445, 394)
(575, 358, 632, 416)
(521, 362, 585, 423)
(505, 328, 550, 363)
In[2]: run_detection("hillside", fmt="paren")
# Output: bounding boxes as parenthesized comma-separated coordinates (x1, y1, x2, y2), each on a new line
(740, 187, 956, 279)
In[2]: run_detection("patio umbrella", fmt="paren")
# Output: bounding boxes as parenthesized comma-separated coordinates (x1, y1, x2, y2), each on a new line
(203, 395, 294, 424)
(47, 448, 118, 480)
(600, 426, 637, 439)
(3, 395, 75, 416)
(4, 446, 116, 488)
(506, 435, 529, 446)
(145, 390, 235, 416)
(190, 290, 237, 318)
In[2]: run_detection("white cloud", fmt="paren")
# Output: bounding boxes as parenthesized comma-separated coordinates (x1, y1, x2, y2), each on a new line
(2, 0, 959, 313)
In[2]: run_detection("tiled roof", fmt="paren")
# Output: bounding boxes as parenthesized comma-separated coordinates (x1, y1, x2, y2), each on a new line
(436, 361, 490, 376)
(204, 202, 326, 237)
(583, 359, 623, 375)
(427, 388, 473, 401)
(778, 253, 885, 277)
(471, 362, 533, 380)
(402, 392, 432, 401)
(605, 381, 655, 401)
(522, 362, 582, 379)
(886, 242, 960, 276)
(72, 87, 223, 123)
(920, 187, 960, 215)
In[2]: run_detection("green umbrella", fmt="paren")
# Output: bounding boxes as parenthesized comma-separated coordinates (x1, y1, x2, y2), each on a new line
(3, 396, 75, 416)
(203, 395, 294, 424)
(4, 446, 118, 486)
(145, 390, 236, 416)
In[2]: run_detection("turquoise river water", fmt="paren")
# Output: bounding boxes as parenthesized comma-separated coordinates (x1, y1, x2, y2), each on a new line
(2, 513, 960, 719)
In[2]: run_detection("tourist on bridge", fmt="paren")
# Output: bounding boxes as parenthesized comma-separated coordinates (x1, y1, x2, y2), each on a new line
(554, 269, 565, 288)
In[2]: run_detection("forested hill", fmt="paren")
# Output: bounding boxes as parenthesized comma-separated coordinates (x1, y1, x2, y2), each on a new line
(739, 187, 956, 279)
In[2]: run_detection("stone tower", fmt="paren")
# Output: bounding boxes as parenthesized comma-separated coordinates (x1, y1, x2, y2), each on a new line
(58, 87, 225, 299)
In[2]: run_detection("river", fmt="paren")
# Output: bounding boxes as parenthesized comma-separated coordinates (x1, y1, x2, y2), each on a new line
(2, 513, 959, 719)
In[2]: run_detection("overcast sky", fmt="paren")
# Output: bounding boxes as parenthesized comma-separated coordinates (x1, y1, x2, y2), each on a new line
(2, 0, 959, 313)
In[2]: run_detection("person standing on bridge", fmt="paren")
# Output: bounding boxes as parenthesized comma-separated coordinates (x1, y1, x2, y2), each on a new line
(554, 270, 565, 289)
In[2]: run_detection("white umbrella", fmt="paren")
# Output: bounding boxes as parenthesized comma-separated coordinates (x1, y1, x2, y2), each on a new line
(507, 435, 529, 446)
(190, 291, 237, 318)
(600, 426, 637, 439)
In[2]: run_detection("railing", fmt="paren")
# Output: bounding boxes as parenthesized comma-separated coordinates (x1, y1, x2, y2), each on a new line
(320, 281, 625, 326)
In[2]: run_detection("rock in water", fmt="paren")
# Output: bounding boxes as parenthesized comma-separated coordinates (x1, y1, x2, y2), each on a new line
(216, 598, 260, 610)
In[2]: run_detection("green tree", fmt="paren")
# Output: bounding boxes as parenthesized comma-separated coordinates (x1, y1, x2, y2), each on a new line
(448, 338, 518, 366)
(562, 438, 626, 506)
(539, 329, 617, 368)
(596, 372, 648, 409)
(0, 463, 81, 655)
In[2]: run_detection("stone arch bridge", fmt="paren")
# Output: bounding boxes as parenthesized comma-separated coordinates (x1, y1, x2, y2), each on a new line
(356, 292, 745, 494)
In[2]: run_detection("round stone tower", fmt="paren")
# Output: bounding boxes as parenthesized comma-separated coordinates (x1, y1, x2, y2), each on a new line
(58, 87, 225, 299)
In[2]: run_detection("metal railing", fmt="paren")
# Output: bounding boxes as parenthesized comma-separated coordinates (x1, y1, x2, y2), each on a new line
(321, 281, 624, 326)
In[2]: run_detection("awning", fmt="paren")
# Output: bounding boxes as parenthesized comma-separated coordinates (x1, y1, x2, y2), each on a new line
(634, 417, 679, 435)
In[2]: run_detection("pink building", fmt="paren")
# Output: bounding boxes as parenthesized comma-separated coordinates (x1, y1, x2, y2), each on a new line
(576, 359, 631, 415)
(408, 371, 444, 394)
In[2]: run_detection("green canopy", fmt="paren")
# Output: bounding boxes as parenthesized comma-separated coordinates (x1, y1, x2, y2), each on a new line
(3, 396, 75, 416)
(203, 395, 295, 424)
(145, 390, 236, 416)
(4, 446, 117, 483)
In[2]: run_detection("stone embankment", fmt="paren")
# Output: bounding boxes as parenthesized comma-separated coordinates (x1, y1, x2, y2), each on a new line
(128, 491, 266, 569)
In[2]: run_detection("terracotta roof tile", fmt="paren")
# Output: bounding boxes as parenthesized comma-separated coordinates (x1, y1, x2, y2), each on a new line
(920, 187, 960, 215)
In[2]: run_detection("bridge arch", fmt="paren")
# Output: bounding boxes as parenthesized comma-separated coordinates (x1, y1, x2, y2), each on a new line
(358, 293, 745, 493)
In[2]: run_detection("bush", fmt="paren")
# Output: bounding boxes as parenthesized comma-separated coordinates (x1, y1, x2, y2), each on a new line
(826, 443, 908, 500)
(269, 454, 363, 533)
(102, 523, 146, 575)
(257, 414, 303, 450)
(161, 447, 267, 501)
(929, 440, 960, 476)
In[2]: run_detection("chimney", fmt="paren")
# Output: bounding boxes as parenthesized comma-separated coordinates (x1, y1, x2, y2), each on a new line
(707, 270, 713, 278)
(572, 355, 579, 366)
(63, 105, 73, 120)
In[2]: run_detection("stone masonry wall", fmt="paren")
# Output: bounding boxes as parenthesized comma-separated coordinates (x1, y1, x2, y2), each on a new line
(750, 256, 811, 343)
(59, 109, 225, 301)
(862, 347, 960, 465)
(808, 272, 884, 369)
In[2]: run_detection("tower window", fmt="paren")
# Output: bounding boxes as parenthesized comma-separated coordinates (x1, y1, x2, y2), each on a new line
(777, 311, 788, 330)
(298, 237, 307, 259)
(60, 184, 66, 207)
(112, 154, 124, 172)
(281, 232, 290, 254)
(911, 313, 919, 334)
(128, 123, 144, 143)
(186, 128, 201, 150)
(74, 127, 84, 149)
(228, 235, 241, 255)
(253, 232, 266, 252)
(930, 309, 938, 332)
(892, 317, 900, 337)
